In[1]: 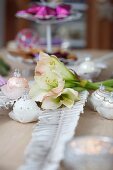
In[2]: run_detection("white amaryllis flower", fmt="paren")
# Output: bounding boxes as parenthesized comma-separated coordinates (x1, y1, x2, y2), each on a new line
(42, 88, 79, 110)
(29, 52, 80, 109)
(35, 52, 77, 81)
(29, 71, 65, 102)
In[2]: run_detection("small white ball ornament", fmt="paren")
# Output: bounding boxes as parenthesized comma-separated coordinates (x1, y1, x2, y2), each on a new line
(96, 92, 113, 120)
(9, 93, 41, 123)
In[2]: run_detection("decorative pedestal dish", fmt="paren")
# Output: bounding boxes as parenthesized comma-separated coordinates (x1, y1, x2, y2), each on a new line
(16, 3, 82, 53)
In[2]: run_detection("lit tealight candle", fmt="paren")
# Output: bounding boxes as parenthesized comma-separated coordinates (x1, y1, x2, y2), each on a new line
(63, 136, 113, 170)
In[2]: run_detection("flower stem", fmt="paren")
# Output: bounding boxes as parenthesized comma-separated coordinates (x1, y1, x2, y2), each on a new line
(83, 80, 113, 92)
(73, 87, 86, 92)
(65, 78, 113, 92)
(94, 79, 113, 87)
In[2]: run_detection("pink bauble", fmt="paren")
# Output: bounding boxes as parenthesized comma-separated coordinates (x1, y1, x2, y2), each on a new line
(1, 85, 26, 100)
(1, 75, 29, 100)
(7, 77, 29, 89)
(15, 28, 39, 51)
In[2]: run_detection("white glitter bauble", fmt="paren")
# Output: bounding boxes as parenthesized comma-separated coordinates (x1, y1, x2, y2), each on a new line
(9, 96, 41, 123)
(89, 85, 109, 111)
(96, 93, 113, 120)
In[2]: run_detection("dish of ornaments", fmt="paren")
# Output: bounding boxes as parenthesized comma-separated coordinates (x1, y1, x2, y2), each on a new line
(7, 44, 78, 65)
(16, 3, 82, 24)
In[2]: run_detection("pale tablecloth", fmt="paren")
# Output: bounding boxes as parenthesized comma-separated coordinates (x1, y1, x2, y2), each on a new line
(0, 50, 113, 170)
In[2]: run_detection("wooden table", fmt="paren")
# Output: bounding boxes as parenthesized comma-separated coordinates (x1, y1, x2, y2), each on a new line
(0, 50, 113, 170)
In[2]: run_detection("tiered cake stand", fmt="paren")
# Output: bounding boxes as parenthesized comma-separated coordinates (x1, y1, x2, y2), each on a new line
(16, 4, 82, 53)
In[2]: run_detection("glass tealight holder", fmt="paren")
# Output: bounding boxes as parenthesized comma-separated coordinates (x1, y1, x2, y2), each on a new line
(63, 136, 113, 170)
